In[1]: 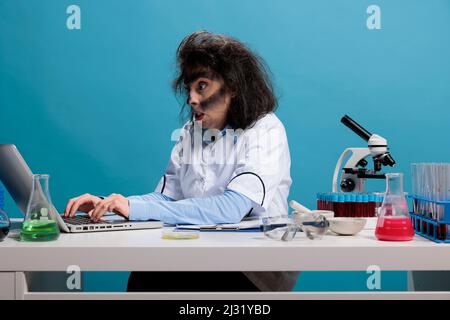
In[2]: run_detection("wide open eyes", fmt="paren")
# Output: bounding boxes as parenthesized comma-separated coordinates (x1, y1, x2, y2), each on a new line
(198, 81, 207, 92)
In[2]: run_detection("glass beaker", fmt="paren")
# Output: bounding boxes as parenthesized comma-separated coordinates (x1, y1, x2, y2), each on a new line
(375, 173, 414, 241)
(0, 208, 10, 242)
(20, 174, 60, 242)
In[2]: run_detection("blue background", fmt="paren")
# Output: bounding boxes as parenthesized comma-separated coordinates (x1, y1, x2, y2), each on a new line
(1, 0, 449, 292)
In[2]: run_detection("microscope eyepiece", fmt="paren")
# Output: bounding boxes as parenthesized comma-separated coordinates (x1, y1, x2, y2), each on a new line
(341, 115, 372, 142)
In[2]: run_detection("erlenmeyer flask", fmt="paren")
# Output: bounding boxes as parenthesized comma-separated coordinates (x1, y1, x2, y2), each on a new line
(375, 173, 414, 241)
(20, 174, 60, 241)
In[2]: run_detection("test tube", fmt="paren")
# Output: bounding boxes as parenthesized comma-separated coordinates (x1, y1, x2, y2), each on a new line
(350, 193, 357, 217)
(341, 194, 348, 217)
(336, 194, 345, 217)
(344, 193, 349, 217)
(411, 163, 416, 213)
(357, 193, 362, 217)
(358, 194, 363, 217)
(326, 193, 330, 211)
(316, 193, 320, 210)
(345, 193, 350, 217)
(368, 193, 376, 217)
(340, 193, 347, 217)
(350, 193, 355, 217)
(351, 194, 356, 217)
(446, 164, 450, 240)
(326, 193, 330, 210)
(317, 192, 323, 210)
(362, 194, 369, 217)
(331, 193, 338, 214)
(333, 194, 338, 217)
(346, 194, 350, 217)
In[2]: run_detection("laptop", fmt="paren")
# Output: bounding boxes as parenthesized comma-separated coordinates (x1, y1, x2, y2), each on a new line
(0, 144, 163, 233)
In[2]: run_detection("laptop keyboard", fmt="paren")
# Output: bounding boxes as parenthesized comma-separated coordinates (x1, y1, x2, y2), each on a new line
(62, 215, 102, 225)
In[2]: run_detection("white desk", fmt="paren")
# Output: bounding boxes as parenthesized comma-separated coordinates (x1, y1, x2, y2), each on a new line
(1, 218, 450, 300)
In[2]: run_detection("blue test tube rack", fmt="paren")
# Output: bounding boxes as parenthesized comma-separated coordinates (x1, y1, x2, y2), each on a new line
(408, 195, 450, 243)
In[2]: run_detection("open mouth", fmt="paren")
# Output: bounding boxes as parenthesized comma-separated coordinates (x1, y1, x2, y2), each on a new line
(194, 112, 205, 121)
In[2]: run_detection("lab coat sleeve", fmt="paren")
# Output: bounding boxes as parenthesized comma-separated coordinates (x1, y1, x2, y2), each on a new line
(226, 124, 291, 214)
(127, 192, 174, 202)
(127, 189, 254, 224)
(154, 129, 186, 200)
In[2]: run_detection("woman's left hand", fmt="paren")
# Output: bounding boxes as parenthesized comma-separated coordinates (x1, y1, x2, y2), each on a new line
(89, 193, 130, 222)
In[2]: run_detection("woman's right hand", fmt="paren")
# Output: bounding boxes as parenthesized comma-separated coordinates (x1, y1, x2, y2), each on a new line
(63, 193, 103, 218)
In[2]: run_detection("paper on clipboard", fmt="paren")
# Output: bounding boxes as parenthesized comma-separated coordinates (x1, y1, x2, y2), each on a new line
(176, 217, 262, 231)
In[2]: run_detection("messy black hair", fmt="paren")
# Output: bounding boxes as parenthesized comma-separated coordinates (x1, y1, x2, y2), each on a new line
(173, 30, 277, 130)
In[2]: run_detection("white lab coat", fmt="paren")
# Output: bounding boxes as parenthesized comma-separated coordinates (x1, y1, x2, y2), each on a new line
(155, 112, 299, 291)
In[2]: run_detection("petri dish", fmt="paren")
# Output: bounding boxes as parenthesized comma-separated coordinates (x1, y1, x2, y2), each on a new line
(162, 229, 200, 240)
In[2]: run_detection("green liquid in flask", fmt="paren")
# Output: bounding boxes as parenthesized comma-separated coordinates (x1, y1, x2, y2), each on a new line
(20, 219, 60, 242)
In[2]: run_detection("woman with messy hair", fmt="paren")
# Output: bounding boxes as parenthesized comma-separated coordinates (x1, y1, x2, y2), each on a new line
(64, 30, 298, 292)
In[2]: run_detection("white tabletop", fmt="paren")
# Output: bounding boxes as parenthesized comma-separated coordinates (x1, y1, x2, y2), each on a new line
(1, 218, 449, 272)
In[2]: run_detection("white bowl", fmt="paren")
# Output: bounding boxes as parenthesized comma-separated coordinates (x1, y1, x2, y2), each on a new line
(327, 218, 367, 236)
(310, 210, 334, 219)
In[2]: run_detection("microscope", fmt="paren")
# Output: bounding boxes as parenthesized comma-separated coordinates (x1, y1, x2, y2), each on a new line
(332, 115, 396, 193)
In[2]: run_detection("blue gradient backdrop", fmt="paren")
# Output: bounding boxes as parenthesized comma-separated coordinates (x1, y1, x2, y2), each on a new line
(1, 0, 449, 292)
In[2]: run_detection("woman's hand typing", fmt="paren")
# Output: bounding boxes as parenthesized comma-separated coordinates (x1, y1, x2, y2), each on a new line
(64, 193, 130, 222)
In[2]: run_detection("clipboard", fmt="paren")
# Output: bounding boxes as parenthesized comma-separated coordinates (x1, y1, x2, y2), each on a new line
(175, 218, 262, 232)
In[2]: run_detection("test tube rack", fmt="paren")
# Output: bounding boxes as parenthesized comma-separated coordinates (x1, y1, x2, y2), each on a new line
(317, 192, 383, 218)
(409, 195, 450, 243)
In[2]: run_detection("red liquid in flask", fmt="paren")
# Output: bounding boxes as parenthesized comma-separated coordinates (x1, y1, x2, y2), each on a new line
(375, 216, 414, 241)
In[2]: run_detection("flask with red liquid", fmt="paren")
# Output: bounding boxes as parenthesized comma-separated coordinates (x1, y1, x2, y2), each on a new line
(375, 173, 415, 241)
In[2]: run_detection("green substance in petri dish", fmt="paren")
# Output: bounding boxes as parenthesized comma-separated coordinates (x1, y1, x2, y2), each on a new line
(20, 219, 60, 242)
